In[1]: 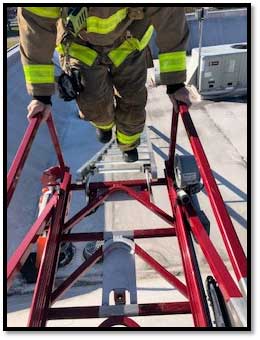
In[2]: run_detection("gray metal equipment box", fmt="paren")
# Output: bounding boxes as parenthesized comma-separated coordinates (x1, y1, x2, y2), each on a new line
(191, 43, 247, 98)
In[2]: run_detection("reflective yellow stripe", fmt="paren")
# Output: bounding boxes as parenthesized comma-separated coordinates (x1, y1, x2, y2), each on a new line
(56, 42, 98, 66)
(109, 25, 154, 67)
(90, 121, 115, 130)
(108, 40, 133, 68)
(159, 51, 186, 73)
(116, 130, 141, 145)
(24, 7, 61, 19)
(132, 25, 154, 51)
(23, 65, 54, 84)
(87, 8, 128, 34)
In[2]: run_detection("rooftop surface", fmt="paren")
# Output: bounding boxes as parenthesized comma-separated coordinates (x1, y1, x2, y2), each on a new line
(7, 48, 247, 327)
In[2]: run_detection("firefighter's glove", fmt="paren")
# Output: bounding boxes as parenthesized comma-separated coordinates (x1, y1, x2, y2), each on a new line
(58, 69, 83, 102)
(167, 84, 191, 113)
(27, 99, 52, 122)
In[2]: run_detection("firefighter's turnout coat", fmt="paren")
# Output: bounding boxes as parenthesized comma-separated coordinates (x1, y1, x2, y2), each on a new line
(18, 7, 189, 149)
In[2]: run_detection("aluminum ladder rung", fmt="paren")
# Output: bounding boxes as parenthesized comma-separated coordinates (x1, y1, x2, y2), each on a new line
(98, 168, 142, 174)
(107, 147, 149, 151)
(95, 159, 151, 167)
(107, 151, 150, 156)
(76, 126, 157, 182)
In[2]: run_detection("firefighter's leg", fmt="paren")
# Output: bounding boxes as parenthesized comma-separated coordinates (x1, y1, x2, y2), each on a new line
(77, 61, 115, 132)
(60, 57, 115, 131)
(111, 51, 147, 152)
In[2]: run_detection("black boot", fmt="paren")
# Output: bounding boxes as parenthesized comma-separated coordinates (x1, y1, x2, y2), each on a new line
(123, 148, 138, 162)
(96, 128, 112, 143)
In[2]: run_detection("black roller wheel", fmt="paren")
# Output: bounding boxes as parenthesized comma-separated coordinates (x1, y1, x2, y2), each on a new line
(58, 242, 75, 267)
(83, 241, 103, 262)
(20, 252, 38, 283)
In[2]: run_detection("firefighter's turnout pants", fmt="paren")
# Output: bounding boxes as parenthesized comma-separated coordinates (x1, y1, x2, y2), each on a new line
(18, 7, 189, 151)
(66, 50, 147, 151)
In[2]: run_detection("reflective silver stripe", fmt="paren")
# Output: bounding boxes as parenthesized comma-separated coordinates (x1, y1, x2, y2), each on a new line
(226, 297, 247, 327)
(239, 277, 247, 298)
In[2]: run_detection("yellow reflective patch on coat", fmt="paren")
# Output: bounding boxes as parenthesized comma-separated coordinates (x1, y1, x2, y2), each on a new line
(87, 8, 128, 34)
(24, 7, 61, 19)
(56, 42, 98, 66)
(23, 65, 55, 84)
(159, 51, 186, 73)
(108, 25, 154, 67)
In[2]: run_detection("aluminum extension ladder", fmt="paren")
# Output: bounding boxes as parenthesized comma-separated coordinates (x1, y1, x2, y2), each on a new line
(76, 126, 157, 183)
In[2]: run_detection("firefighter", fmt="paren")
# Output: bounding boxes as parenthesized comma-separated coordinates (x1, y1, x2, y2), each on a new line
(18, 7, 191, 162)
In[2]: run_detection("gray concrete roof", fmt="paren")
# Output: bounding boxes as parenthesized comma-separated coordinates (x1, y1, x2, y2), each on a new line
(7, 48, 247, 327)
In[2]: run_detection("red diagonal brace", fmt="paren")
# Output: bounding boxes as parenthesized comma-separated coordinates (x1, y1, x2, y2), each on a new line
(51, 247, 103, 304)
(117, 184, 175, 225)
(46, 115, 65, 170)
(64, 187, 115, 232)
(7, 194, 58, 290)
(135, 244, 188, 298)
(7, 116, 42, 206)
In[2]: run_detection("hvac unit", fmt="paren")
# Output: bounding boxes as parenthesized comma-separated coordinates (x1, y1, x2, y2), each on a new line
(188, 43, 247, 98)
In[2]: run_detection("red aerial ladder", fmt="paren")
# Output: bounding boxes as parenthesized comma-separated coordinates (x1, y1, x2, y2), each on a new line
(7, 104, 247, 328)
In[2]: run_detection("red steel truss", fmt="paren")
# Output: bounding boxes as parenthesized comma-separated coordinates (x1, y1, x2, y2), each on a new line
(7, 105, 247, 328)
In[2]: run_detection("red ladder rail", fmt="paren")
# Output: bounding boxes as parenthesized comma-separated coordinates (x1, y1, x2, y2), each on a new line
(7, 115, 66, 207)
(179, 105, 247, 287)
(6, 106, 247, 328)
